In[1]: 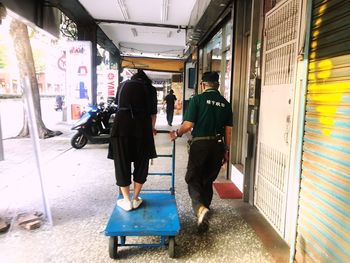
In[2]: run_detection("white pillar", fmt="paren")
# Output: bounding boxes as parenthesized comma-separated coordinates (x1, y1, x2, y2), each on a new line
(23, 77, 53, 225)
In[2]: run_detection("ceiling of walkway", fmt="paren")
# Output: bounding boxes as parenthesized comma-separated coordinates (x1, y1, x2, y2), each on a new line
(78, 0, 197, 59)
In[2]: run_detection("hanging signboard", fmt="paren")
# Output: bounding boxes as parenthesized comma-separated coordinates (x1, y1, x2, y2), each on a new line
(107, 70, 118, 98)
(97, 69, 118, 103)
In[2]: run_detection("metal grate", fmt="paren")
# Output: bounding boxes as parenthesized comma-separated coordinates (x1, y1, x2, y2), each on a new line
(264, 0, 300, 85)
(265, 0, 299, 51)
(264, 43, 296, 85)
(256, 142, 288, 233)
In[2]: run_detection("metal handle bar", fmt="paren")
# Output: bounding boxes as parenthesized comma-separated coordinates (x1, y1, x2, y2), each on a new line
(156, 129, 171, 134)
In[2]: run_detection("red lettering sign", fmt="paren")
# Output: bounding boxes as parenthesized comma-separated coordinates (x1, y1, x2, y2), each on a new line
(57, 54, 66, 71)
(108, 80, 114, 97)
(107, 73, 114, 80)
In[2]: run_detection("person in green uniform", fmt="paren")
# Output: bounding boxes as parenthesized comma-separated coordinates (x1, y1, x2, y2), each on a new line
(170, 71, 232, 232)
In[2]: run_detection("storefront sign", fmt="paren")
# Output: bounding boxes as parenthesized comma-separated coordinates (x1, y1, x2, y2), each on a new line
(65, 41, 92, 101)
(57, 52, 66, 71)
(107, 71, 117, 97)
(97, 69, 118, 101)
(65, 41, 92, 120)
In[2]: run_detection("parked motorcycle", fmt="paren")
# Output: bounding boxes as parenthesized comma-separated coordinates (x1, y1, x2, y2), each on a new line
(70, 101, 117, 149)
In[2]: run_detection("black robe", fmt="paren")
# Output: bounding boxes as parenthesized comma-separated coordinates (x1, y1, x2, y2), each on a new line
(108, 79, 157, 160)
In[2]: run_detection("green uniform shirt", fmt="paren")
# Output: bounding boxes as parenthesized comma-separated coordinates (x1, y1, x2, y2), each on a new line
(184, 88, 233, 137)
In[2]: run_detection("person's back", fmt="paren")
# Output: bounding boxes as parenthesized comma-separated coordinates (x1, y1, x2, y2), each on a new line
(113, 79, 152, 137)
(109, 70, 157, 212)
(164, 92, 176, 110)
(164, 90, 177, 126)
(188, 90, 231, 138)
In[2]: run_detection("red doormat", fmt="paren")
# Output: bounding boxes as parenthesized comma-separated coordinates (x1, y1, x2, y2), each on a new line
(213, 182, 242, 199)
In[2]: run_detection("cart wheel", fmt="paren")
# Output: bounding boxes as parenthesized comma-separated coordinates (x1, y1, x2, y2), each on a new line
(109, 236, 118, 259)
(168, 236, 175, 258)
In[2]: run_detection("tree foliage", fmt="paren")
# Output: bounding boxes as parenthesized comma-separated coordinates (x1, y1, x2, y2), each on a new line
(0, 43, 7, 69)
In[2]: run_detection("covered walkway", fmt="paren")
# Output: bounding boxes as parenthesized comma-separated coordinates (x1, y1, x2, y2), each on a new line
(0, 113, 288, 262)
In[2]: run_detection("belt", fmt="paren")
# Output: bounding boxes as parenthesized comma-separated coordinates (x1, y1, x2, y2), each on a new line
(191, 136, 222, 142)
(117, 107, 145, 112)
(117, 107, 145, 118)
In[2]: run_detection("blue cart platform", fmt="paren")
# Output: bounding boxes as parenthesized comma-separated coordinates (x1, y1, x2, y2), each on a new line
(105, 130, 180, 259)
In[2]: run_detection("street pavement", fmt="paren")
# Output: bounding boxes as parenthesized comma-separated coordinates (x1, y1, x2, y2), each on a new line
(0, 102, 274, 263)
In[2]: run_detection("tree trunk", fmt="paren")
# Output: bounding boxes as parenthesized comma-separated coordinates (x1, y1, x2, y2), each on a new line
(9, 19, 61, 139)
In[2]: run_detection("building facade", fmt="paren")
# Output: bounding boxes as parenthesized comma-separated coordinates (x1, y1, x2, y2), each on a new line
(186, 0, 350, 262)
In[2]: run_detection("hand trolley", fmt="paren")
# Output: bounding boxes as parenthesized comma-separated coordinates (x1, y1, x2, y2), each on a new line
(105, 130, 180, 259)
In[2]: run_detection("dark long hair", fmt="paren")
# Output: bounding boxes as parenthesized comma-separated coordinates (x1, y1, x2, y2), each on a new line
(131, 69, 152, 85)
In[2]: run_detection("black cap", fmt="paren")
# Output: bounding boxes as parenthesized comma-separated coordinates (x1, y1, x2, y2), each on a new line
(202, 71, 219, 83)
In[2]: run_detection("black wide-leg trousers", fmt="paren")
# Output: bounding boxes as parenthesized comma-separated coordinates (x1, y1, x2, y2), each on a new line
(185, 139, 225, 215)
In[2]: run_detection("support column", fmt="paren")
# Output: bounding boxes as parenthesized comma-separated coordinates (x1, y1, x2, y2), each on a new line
(0, 112, 4, 161)
(244, 0, 264, 204)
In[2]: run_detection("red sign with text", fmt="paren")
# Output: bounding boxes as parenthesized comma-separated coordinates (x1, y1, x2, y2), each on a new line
(107, 72, 116, 97)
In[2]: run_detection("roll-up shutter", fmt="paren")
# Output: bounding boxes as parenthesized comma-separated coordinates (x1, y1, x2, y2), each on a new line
(295, 0, 350, 262)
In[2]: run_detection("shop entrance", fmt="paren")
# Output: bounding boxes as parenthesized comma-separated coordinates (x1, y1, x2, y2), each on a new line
(254, 0, 302, 238)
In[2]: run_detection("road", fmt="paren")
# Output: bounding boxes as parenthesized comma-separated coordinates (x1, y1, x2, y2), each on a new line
(0, 97, 67, 139)
(0, 97, 183, 140)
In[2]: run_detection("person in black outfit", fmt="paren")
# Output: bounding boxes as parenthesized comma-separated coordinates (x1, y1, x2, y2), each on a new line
(55, 95, 63, 111)
(163, 89, 177, 126)
(109, 70, 157, 211)
(170, 72, 232, 232)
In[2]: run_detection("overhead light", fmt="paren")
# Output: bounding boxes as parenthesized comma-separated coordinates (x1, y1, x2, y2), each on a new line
(117, 0, 129, 21)
(131, 28, 138, 37)
(167, 31, 172, 38)
(161, 0, 169, 23)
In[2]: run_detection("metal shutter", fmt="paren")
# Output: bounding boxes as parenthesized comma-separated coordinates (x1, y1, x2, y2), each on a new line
(295, 0, 350, 262)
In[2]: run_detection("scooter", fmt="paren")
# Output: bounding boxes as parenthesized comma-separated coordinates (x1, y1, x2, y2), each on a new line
(70, 101, 117, 149)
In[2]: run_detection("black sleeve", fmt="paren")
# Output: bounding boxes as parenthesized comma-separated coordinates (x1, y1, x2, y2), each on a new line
(114, 84, 120, 105)
(143, 83, 158, 115)
(150, 85, 158, 114)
